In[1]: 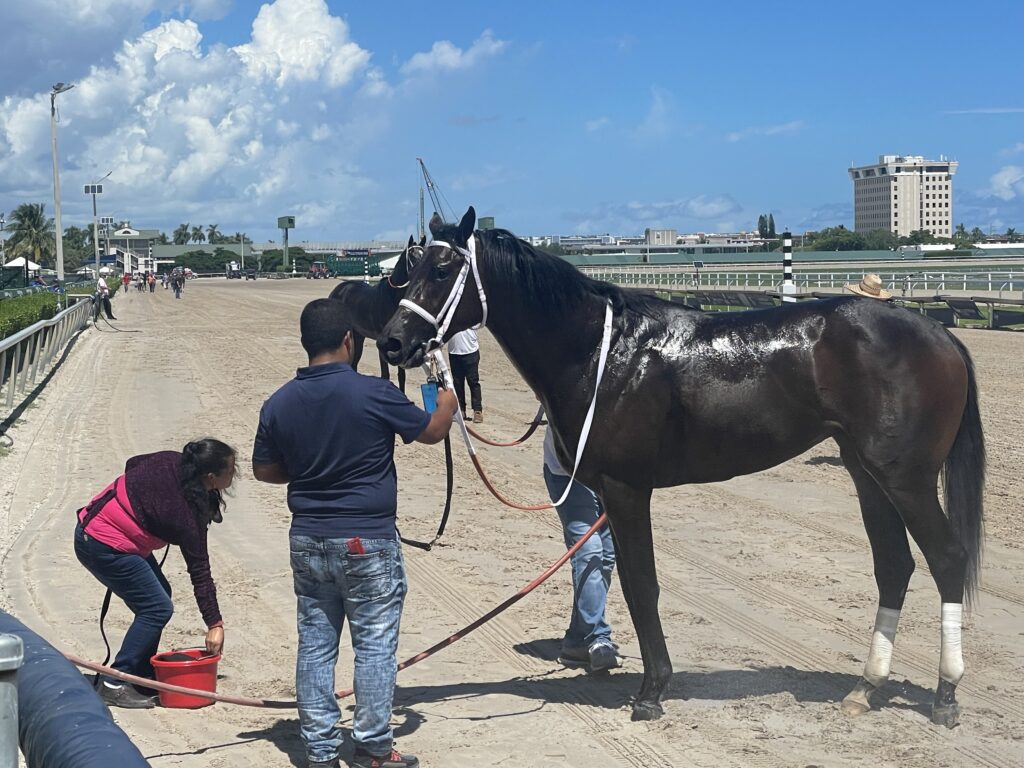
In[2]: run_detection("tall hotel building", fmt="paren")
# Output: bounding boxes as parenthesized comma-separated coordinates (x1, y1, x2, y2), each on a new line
(848, 155, 958, 237)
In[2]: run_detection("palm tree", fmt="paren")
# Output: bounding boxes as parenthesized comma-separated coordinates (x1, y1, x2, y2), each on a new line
(207, 224, 221, 244)
(173, 223, 190, 245)
(6, 203, 55, 267)
(190, 225, 206, 244)
(1006, 227, 1019, 243)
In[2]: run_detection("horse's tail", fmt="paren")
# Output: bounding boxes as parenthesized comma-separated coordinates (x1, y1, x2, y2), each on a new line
(943, 333, 986, 609)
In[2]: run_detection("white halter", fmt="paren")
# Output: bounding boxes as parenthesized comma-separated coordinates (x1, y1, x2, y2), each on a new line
(398, 235, 488, 350)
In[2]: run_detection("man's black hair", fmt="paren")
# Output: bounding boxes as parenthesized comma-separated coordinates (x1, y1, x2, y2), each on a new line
(300, 298, 353, 358)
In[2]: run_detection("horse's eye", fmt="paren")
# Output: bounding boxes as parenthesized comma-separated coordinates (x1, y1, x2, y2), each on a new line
(433, 265, 449, 280)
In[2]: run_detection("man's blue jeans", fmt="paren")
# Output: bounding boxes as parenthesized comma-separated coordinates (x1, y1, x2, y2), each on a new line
(543, 467, 615, 650)
(290, 535, 406, 763)
(73, 522, 173, 681)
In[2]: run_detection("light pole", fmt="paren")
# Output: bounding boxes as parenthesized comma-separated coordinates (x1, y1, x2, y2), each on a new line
(50, 82, 74, 305)
(0, 213, 6, 266)
(85, 171, 111, 278)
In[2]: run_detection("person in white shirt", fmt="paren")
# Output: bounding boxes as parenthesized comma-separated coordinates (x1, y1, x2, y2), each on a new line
(448, 329, 483, 423)
(543, 426, 619, 674)
(95, 276, 116, 320)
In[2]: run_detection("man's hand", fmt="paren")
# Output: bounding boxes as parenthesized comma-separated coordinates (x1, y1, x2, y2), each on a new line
(416, 388, 458, 444)
(205, 625, 224, 655)
(436, 388, 458, 415)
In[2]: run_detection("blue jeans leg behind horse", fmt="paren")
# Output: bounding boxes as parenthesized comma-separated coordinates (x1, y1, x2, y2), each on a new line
(543, 467, 615, 650)
(73, 522, 173, 681)
(291, 535, 407, 763)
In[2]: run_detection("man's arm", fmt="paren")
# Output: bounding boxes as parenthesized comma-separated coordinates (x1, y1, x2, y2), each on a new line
(252, 462, 290, 484)
(415, 389, 458, 445)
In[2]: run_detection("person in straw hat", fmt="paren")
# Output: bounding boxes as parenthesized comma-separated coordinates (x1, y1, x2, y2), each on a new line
(845, 273, 893, 301)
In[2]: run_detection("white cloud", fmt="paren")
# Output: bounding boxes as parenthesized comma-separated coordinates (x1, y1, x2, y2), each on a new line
(400, 29, 506, 77)
(234, 0, 371, 88)
(1000, 142, 1024, 156)
(986, 166, 1024, 200)
(633, 86, 672, 141)
(585, 116, 609, 132)
(726, 120, 805, 142)
(564, 195, 743, 233)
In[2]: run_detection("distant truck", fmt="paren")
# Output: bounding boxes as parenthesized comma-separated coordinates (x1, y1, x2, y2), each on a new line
(226, 261, 242, 279)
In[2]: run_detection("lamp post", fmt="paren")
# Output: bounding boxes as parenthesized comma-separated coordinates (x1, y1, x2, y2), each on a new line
(85, 171, 111, 278)
(50, 82, 74, 306)
(0, 213, 5, 266)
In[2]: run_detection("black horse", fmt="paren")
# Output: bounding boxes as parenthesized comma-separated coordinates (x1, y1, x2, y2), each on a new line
(380, 207, 985, 727)
(327, 236, 425, 392)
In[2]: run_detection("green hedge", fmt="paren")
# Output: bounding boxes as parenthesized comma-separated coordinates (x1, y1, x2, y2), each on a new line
(0, 292, 59, 340)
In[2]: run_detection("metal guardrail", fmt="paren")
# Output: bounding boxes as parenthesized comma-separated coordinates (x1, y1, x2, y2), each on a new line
(0, 296, 91, 418)
(579, 266, 1024, 300)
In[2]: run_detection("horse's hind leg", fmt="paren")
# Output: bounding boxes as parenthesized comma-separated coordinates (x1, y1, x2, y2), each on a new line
(836, 437, 916, 718)
(597, 477, 670, 721)
(883, 479, 967, 728)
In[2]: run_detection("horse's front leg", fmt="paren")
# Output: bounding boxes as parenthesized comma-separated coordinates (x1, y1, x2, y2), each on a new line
(598, 476, 670, 720)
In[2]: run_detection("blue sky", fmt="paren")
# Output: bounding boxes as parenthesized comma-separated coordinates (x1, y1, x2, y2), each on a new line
(1, 0, 1022, 242)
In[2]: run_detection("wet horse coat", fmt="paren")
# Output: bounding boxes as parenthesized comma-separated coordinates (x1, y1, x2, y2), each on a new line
(381, 208, 985, 726)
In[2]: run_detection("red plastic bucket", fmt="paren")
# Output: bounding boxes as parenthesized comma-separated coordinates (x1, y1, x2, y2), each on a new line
(150, 648, 221, 708)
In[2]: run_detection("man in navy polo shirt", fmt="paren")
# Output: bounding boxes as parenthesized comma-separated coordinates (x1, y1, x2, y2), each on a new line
(253, 298, 456, 768)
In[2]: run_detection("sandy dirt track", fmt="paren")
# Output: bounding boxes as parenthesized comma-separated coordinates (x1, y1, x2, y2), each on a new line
(1, 278, 1021, 767)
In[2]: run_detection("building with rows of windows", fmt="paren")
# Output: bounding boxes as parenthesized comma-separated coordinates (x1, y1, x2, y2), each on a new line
(848, 155, 958, 238)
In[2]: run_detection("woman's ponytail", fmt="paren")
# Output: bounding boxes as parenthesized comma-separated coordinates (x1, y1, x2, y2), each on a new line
(180, 438, 236, 526)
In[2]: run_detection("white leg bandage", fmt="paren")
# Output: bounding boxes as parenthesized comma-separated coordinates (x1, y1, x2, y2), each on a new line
(863, 606, 901, 687)
(939, 603, 964, 685)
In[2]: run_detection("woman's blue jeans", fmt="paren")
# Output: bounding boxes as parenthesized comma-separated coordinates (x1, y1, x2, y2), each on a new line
(290, 535, 407, 763)
(543, 467, 616, 651)
(73, 522, 173, 681)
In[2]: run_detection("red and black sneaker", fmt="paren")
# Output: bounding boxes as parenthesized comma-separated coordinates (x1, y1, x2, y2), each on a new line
(352, 748, 419, 768)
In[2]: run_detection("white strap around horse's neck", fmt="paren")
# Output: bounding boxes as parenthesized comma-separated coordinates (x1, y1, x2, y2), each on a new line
(430, 299, 614, 508)
(398, 235, 488, 350)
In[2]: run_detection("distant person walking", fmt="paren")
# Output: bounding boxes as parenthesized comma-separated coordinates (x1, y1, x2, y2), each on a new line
(148, 273, 156, 293)
(95, 275, 116, 320)
(122, 273, 131, 293)
(172, 273, 184, 299)
(448, 328, 483, 423)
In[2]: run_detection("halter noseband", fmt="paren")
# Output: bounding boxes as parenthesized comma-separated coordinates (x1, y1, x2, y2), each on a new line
(398, 235, 488, 351)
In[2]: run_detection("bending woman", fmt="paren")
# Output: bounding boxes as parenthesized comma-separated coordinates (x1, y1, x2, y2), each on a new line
(73, 438, 237, 708)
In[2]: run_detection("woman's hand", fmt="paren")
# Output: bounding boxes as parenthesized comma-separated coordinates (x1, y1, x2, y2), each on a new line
(205, 625, 225, 655)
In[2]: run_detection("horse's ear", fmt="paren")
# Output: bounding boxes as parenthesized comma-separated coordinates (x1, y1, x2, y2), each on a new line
(407, 235, 415, 247)
(458, 206, 476, 243)
(419, 235, 426, 247)
(428, 212, 444, 238)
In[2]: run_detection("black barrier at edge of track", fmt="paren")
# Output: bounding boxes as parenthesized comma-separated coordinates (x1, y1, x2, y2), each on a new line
(0, 610, 148, 768)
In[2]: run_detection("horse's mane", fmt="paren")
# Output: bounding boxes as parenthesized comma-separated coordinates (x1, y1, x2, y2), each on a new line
(437, 225, 664, 319)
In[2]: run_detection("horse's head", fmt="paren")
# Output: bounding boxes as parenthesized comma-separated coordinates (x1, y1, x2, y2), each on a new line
(388, 235, 427, 289)
(379, 206, 483, 368)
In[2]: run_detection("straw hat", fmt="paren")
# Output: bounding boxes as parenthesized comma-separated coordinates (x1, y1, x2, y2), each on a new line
(845, 273, 892, 300)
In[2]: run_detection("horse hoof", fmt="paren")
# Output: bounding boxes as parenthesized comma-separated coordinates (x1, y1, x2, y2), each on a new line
(931, 703, 959, 729)
(631, 700, 664, 721)
(840, 678, 876, 717)
(840, 693, 871, 717)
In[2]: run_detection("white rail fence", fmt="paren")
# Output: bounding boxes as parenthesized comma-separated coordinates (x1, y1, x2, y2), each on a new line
(579, 266, 1024, 299)
(0, 297, 92, 420)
